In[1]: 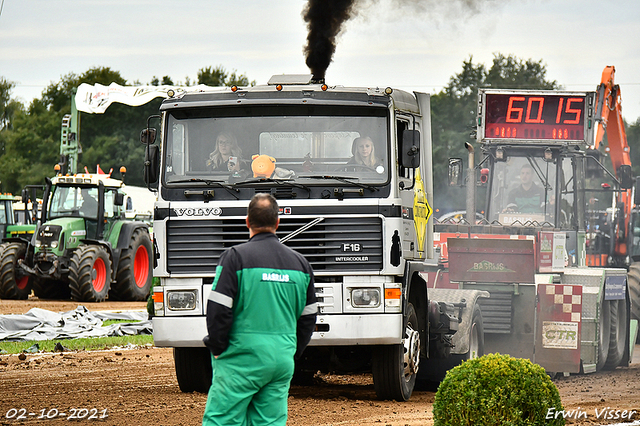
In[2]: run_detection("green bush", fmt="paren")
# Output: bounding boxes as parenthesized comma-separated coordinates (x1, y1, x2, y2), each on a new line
(146, 277, 160, 318)
(433, 353, 565, 426)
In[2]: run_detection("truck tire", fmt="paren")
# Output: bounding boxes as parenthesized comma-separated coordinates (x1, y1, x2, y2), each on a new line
(372, 303, 419, 401)
(111, 228, 153, 301)
(174, 347, 212, 393)
(604, 298, 628, 369)
(69, 245, 112, 302)
(0, 242, 32, 300)
(416, 303, 484, 390)
(31, 277, 71, 299)
(596, 298, 611, 371)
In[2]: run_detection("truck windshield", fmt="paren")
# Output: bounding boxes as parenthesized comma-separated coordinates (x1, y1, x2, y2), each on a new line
(488, 156, 557, 226)
(163, 106, 389, 185)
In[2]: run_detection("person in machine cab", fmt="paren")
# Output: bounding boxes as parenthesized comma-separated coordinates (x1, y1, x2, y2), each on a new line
(79, 188, 98, 217)
(348, 136, 382, 170)
(207, 132, 248, 173)
(505, 164, 545, 213)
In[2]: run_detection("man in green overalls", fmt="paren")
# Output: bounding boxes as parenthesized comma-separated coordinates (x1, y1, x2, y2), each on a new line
(203, 193, 317, 426)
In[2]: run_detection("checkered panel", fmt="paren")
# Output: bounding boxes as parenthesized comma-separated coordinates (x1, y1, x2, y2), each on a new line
(544, 284, 582, 322)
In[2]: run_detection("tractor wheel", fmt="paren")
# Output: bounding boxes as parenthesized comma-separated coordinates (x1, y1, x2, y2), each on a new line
(110, 228, 153, 301)
(372, 303, 419, 401)
(0, 242, 33, 300)
(31, 277, 71, 300)
(69, 245, 112, 302)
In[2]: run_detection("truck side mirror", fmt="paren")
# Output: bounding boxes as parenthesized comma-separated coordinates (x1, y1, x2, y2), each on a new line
(21, 188, 29, 204)
(634, 177, 640, 206)
(114, 192, 124, 206)
(401, 130, 420, 168)
(140, 128, 157, 145)
(144, 145, 160, 185)
(618, 164, 633, 190)
(448, 158, 463, 186)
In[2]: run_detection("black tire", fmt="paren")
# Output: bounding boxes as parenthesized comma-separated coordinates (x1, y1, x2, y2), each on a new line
(111, 228, 153, 301)
(174, 347, 212, 393)
(596, 298, 611, 371)
(31, 277, 71, 300)
(0, 242, 33, 300)
(372, 303, 419, 401)
(604, 298, 628, 369)
(416, 303, 484, 390)
(628, 263, 640, 340)
(69, 245, 112, 302)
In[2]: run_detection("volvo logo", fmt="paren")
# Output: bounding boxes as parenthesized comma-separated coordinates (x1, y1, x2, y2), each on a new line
(174, 207, 222, 217)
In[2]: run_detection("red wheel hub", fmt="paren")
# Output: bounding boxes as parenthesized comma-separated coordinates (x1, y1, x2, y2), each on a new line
(93, 257, 107, 292)
(133, 245, 149, 288)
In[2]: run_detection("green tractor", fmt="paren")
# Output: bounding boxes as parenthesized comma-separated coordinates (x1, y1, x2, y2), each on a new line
(0, 193, 38, 299)
(0, 171, 153, 302)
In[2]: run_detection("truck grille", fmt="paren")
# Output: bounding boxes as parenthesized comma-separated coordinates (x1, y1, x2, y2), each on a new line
(166, 217, 383, 274)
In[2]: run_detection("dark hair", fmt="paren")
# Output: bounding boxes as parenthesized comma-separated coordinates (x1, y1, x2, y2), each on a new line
(247, 193, 279, 229)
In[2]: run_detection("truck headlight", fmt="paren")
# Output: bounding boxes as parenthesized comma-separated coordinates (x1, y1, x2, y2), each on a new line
(50, 241, 58, 249)
(167, 290, 198, 311)
(351, 288, 381, 308)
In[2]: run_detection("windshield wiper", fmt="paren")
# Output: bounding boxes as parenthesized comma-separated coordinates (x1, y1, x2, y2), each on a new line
(168, 178, 240, 199)
(233, 178, 310, 193)
(298, 175, 378, 191)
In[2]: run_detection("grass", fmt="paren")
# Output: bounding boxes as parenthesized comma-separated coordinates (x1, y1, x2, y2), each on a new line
(0, 335, 154, 354)
(0, 319, 153, 354)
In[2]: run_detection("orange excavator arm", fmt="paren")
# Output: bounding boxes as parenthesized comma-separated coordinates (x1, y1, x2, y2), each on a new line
(593, 65, 631, 257)
(593, 66, 630, 170)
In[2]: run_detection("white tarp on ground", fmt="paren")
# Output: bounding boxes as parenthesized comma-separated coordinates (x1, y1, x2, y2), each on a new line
(0, 306, 151, 341)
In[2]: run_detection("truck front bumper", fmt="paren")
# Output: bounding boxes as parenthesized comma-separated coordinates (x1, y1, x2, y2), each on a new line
(152, 313, 403, 348)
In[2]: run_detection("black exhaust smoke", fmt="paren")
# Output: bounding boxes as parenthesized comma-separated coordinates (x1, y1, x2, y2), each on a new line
(303, 0, 357, 83)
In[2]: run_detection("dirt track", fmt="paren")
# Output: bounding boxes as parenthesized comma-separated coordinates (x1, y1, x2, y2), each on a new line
(1, 299, 640, 425)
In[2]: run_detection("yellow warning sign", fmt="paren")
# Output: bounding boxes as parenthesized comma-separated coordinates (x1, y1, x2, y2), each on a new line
(413, 168, 432, 253)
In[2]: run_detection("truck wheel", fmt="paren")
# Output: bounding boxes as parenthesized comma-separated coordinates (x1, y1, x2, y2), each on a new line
(415, 303, 484, 390)
(628, 262, 640, 341)
(596, 298, 611, 371)
(463, 304, 484, 360)
(372, 303, 419, 401)
(174, 347, 212, 393)
(111, 228, 153, 301)
(69, 245, 111, 302)
(31, 277, 71, 299)
(604, 298, 628, 369)
(0, 242, 33, 300)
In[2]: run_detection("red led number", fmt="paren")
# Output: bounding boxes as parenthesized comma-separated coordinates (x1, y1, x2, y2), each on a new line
(564, 98, 582, 124)
(506, 96, 545, 123)
(505, 97, 524, 123)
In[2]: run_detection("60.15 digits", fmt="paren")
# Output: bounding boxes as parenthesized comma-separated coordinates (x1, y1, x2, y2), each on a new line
(5, 407, 108, 421)
(484, 93, 587, 141)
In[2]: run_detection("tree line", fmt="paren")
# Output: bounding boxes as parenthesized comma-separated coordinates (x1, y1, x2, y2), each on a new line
(1, 55, 638, 215)
(0, 66, 253, 194)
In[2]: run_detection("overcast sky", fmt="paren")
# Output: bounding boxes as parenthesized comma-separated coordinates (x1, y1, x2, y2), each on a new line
(2, 0, 639, 122)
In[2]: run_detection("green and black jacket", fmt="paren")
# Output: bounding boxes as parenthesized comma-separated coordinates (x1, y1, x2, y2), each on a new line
(204, 232, 317, 359)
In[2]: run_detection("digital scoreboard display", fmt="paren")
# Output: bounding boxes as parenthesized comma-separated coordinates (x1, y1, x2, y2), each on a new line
(481, 91, 592, 143)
